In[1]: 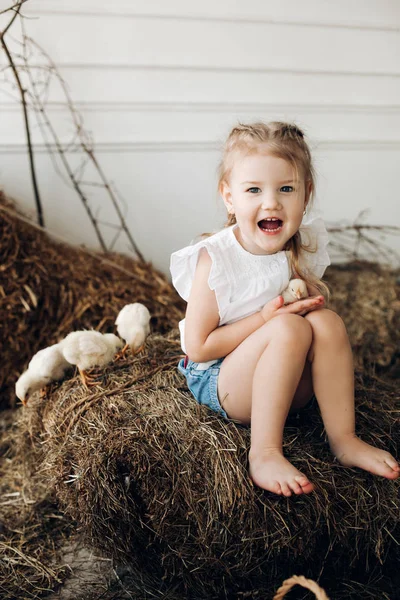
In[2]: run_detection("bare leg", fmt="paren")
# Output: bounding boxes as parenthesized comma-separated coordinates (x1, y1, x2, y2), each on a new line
(305, 309, 399, 480)
(248, 316, 315, 496)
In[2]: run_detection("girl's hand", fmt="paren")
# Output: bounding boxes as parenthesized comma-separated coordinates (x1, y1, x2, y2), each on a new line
(261, 294, 324, 322)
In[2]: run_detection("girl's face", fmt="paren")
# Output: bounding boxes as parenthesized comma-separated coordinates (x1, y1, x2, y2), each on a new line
(220, 150, 311, 255)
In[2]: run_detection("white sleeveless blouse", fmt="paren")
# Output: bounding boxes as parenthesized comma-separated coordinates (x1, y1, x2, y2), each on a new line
(170, 210, 330, 369)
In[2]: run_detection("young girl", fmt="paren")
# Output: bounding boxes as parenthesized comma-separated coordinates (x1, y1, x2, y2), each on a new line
(170, 121, 399, 497)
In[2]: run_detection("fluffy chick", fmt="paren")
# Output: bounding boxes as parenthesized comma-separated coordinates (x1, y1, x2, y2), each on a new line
(115, 303, 151, 359)
(59, 330, 123, 389)
(15, 343, 71, 405)
(281, 278, 309, 305)
(16, 370, 51, 406)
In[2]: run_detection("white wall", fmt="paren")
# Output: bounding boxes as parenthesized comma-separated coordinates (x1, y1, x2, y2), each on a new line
(0, 0, 399, 274)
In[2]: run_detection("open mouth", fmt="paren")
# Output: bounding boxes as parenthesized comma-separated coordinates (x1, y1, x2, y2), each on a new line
(258, 218, 283, 232)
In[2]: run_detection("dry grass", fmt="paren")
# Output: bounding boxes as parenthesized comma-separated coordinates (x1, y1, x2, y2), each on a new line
(0, 193, 399, 599)
(324, 261, 399, 378)
(0, 193, 184, 409)
(1, 329, 397, 599)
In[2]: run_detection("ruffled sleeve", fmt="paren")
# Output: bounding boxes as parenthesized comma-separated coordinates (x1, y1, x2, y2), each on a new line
(298, 210, 331, 279)
(169, 236, 231, 322)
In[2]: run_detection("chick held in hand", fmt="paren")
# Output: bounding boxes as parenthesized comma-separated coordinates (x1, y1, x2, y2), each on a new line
(281, 278, 309, 305)
(59, 330, 123, 389)
(15, 343, 71, 405)
(115, 303, 151, 359)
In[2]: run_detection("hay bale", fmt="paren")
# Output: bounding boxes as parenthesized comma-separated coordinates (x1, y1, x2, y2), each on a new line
(325, 261, 399, 377)
(12, 329, 399, 599)
(0, 408, 74, 599)
(0, 194, 185, 408)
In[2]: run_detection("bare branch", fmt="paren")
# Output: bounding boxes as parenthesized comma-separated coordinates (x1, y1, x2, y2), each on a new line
(326, 213, 400, 266)
(0, 0, 26, 37)
(13, 24, 145, 260)
(0, 0, 44, 226)
(0, 0, 28, 17)
(24, 33, 145, 262)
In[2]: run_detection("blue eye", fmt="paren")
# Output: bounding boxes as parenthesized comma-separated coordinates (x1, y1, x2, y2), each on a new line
(247, 186, 294, 193)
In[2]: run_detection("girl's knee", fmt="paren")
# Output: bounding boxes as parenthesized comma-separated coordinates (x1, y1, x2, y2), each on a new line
(269, 313, 312, 344)
(305, 308, 347, 340)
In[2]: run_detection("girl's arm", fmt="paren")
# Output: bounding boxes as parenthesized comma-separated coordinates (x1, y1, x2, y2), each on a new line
(185, 247, 265, 362)
(191, 312, 266, 363)
(185, 251, 325, 362)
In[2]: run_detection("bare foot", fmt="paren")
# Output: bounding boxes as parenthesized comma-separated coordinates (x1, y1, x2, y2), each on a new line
(330, 435, 400, 480)
(248, 448, 314, 496)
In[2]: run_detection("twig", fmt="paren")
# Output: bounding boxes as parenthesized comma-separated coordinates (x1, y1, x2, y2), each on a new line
(0, 0, 44, 226)
(0, 0, 28, 16)
(22, 61, 108, 251)
(1, 11, 143, 258)
(23, 30, 144, 260)
(326, 214, 400, 266)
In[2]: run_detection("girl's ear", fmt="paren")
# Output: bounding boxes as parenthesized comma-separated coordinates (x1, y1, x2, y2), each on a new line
(304, 180, 313, 207)
(220, 181, 234, 214)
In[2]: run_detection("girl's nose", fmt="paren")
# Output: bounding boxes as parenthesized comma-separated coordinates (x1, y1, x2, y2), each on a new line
(261, 193, 282, 210)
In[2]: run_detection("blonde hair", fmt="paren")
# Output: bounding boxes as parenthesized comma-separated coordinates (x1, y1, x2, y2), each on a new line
(198, 120, 330, 302)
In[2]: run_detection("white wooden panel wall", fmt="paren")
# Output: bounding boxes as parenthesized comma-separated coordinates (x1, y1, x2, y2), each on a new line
(0, 0, 399, 274)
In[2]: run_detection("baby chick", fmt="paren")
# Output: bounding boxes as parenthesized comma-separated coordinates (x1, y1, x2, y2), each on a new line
(59, 330, 123, 389)
(281, 278, 309, 305)
(115, 303, 151, 359)
(16, 370, 51, 406)
(15, 343, 71, 405)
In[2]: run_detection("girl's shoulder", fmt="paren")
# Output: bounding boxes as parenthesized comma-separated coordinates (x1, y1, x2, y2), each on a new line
(298, 210, 331, 278)
(169, 226, 234, 315)
(300, 210, 329, 242)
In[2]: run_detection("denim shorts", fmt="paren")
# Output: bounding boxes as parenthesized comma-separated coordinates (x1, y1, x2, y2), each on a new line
(177, 356, 229, 420)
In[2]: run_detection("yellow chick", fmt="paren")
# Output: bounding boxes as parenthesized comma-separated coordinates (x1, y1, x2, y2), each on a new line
(15, 343, 71, 405)
(115, 303, 151, 359)
(281, 278, 309, 305)
(59, 330, 123, 389)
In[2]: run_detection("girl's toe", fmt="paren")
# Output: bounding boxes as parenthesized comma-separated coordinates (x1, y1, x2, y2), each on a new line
(280, 483, 292, 497)
(385, 470, 399, 480)
(289, 480, 303, 495)
(383, 464, 400, 479)
(272, 480, 282, 494)
(294, 475, 314, 492)
(384, 455, 400, 471)
(378, 459, 399, 479)
(294, 475, 308, 485)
